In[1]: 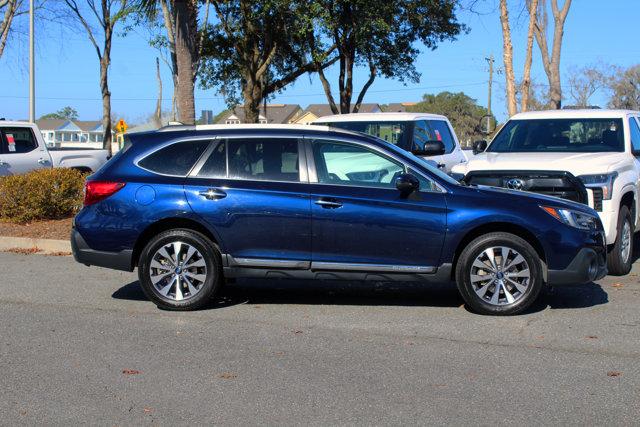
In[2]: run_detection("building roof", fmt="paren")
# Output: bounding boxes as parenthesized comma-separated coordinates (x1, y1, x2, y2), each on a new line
(215, 104, 303, 124)
(313, 112, 448, 123)
(35, 119, 103, 132)
(386, 102, 417, 112)
(304, 103, 380, 118)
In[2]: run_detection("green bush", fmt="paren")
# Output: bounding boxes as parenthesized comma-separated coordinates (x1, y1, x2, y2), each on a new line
(0, 168, 86, 224)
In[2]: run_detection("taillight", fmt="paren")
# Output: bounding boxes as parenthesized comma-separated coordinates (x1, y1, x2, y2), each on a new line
(84, 181, 125, 206)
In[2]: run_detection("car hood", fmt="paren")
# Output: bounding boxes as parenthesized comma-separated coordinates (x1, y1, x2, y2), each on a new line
(453, 151, 628, 176)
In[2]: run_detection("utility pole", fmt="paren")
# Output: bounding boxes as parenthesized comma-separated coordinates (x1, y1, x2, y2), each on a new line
(485, 54, 494, 117)
(29, 0, 35, 123)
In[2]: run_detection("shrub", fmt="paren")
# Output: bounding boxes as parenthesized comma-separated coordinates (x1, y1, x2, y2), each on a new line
(0, 168, 86, 224)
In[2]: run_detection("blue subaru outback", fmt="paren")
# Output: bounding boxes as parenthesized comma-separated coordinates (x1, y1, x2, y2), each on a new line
(72, 125, 607, 315)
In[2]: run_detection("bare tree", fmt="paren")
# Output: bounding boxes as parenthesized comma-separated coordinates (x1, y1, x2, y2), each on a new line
(0, 0, 21, 60)
(498, 0, 538, 116)
(64, 0, 131, 155)
(567, 64, 609, 107)
(499, 0, 517, 117)
(607, 64, 640, 110)
(533, 0, 571, 109)
(520, 0, 539, 112)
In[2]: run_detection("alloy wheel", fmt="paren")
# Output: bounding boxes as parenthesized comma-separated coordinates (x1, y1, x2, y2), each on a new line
(149, 241, 208, 301)
(620, 220, 632, 264)
(470, 246, 530, 306)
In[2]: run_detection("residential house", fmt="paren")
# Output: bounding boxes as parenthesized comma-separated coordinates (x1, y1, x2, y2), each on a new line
(215, 104, 303, 125)
(385, 102, 417, 112)
(292, 103, 381, 124)
(36, 119, 114, 149)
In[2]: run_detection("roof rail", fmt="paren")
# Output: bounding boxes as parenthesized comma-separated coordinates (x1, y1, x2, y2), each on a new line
(563, 105, 601, 110)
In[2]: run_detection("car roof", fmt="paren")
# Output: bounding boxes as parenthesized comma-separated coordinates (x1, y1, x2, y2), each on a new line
(510, 109, 639, 120)
(0, 120, 36, 127)
(312, 112, 448, 122)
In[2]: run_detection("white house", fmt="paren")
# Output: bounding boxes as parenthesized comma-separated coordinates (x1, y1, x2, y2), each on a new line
(36, 119, 113, 149)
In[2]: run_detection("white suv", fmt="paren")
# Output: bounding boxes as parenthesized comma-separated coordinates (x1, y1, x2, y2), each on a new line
(452, 109, 640, 275)
(313, 112, 467, 172)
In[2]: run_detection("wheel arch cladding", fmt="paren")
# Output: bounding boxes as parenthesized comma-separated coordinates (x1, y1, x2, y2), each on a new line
(450, 222, 547, 280)
(132, 217, 220, 268)
(620, 190, 635, 219)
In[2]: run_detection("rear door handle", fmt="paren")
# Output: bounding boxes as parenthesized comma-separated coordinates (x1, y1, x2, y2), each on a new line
(315, 198, 343, 209)
(198, 188, 227, 200)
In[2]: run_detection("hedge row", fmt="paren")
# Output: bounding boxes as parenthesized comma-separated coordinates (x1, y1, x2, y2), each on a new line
(0, 168, 86, 224)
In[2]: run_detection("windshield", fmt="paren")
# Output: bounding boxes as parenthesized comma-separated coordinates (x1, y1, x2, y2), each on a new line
(487, 118, 625, 153)
(316, 121, 409, 147)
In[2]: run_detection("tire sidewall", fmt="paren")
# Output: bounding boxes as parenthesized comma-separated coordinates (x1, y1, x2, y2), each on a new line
(456, 233, 543, 315)
(608, 206, 633, 276)
(138, 229, 221, 310)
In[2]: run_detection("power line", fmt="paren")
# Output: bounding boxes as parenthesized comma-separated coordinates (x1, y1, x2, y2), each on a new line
(0, 81, 488, 102)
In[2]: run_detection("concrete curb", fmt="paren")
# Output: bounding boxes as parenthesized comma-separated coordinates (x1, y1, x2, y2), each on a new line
(0, 236, 71, 253)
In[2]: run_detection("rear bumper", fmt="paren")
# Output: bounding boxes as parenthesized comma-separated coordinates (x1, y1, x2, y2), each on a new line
(71, 228, 134, 272)
(547, 247, 607, 285)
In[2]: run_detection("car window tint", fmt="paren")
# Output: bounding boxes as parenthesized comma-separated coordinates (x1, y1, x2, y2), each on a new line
(427, 120, 455, 153)
(0, 127, 38, 154)
(197, 140, 227, 177)
(139, 140, 209, 176)
(413, 121, 435, 151)
(227, 138, 299, 182)
(313, 140, 404, 188)
(629, 118, 640, 152)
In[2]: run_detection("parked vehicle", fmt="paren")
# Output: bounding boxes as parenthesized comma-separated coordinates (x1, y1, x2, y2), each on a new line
(0, 120, 109, 176)
(452, 109, 640, 275)
(72, 124, 606, 315)
(313, 112, 467, 172)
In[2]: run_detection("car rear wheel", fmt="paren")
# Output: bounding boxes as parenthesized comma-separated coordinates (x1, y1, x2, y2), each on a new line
(455, 232, 544, 315)
(607, 205, 633, 276)
(138, 229, 222, 310)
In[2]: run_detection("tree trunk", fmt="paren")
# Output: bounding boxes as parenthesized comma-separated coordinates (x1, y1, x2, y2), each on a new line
(154, 57, 163, 128)
(499, 0, 518, 117)
(521, 0, 539, 112)
(173, 0, 197, 124)
(534, 0, 572, 110)
(0, 0, 17, 60)
(100, 55, 112, 155)
(242, 73, 262, 123)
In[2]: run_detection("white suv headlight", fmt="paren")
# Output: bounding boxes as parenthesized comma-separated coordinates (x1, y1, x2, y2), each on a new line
(541, 206, 598, 230)
(578, 172, 617, 200)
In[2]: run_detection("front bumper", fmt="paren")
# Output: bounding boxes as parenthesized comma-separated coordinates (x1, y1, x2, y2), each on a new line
(547, 247, 607, 285)
(71, 228, 134, 272)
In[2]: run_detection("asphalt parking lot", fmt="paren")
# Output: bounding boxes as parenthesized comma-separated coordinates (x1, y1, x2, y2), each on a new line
(1, 250, 639, 425)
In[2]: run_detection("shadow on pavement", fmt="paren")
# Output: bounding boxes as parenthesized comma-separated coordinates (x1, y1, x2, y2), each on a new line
(112, 278, 609, 313)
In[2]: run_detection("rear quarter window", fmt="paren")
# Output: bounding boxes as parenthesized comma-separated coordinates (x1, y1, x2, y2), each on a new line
(0, 127, 38, 154)
(138, 140, 210, 176)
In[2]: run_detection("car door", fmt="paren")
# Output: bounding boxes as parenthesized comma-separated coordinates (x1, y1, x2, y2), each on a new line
(184, 136, 312, 267)
(0, 126, 49, 176)
(429, 119, 467, 172)
(306, 137, 447, 269)
(628, 117, 640, 227)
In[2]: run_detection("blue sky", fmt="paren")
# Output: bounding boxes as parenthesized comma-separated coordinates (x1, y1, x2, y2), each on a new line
(1, 0, 639, 124)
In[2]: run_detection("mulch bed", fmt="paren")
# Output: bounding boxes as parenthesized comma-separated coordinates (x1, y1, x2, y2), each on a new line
(0, 218, 73, 240)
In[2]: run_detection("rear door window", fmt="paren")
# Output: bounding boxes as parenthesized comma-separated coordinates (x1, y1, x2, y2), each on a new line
(427, 120, 455, 153)
(138, 140, 210, 176)
(0, 127, 38, 154)
(227, 138, 300, 182)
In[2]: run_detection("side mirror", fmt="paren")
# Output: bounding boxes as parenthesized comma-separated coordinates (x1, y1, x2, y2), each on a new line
(472, 140, 488, 155)
(395, 173, 420, 196)
(412, 140, 445, 157)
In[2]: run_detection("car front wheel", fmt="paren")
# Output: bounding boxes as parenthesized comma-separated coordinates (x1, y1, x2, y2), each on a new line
(455, 232, 544, 315)
(138, 229, 222, 310)
(607, 205, 633, 276)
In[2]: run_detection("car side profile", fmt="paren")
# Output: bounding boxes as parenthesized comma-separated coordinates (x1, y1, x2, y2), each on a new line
(72, 125, 607, 315)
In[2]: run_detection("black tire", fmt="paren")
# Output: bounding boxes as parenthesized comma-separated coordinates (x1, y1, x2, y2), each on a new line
(138, 228, 222, 310)
(455, 232, 544, 316)
(607, 205, 633, 276)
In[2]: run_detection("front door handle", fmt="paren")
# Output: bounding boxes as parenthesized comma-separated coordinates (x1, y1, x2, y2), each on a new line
(315, 198, 343, 209)
(198, 188, 227, 200)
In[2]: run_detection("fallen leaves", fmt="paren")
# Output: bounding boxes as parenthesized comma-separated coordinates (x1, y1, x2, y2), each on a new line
(293, 330, 303, 334)
(47, 251, 72, 257)
(4, 247, 40, 254)
(607, 371, 622, 377)
(586, 335, 598, 339)
(219, 372, 237, 379)
(612, 283, 624, 289)
(122, 369, 141, 375)
(143, 407, 153, 413)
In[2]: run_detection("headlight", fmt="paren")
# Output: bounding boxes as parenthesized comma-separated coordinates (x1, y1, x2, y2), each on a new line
(578, 172, 617, 200)
(541, 206, 598, 230)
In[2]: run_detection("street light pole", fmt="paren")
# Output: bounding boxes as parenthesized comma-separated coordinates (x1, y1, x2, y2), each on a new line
(29, 0, 35, 123)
